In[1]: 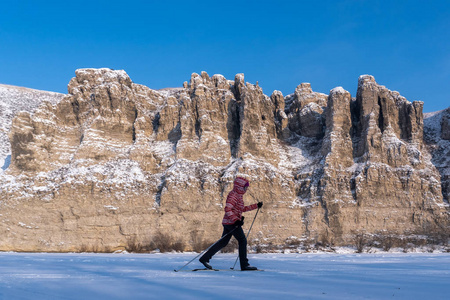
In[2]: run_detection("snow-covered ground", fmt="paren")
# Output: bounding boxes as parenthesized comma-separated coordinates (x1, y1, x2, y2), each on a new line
(0, 253, 448, 300)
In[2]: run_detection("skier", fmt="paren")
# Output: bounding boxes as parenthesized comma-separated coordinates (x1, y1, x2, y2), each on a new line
(199, 176, 263, 271)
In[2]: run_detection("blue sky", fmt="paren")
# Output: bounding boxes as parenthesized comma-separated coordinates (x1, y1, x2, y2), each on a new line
(0, 0, 449, 112)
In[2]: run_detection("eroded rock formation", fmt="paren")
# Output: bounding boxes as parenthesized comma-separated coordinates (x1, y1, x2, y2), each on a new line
(0, 69, 448, 252)
(0, 84, 63, 172)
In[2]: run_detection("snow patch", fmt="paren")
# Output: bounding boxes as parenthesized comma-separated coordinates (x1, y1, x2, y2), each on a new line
(104, 205, 119, 211)
(330, 86, 347, 94)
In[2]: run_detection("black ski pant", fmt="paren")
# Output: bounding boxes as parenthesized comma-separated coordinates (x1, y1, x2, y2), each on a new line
(200, 224, 249, 269)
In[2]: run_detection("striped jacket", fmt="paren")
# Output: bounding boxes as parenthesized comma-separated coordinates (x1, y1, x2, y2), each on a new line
(222, 177, 258, 225)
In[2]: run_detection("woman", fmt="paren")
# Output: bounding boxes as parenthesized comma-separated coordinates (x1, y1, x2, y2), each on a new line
(199, 176, 263, 271)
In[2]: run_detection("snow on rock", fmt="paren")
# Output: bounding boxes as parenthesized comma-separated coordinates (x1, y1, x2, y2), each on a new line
(358, 74, 376, 87)
(0, 84, 64, 174)
(330, 86, 347, 94)
(424, 109, 450, 202)
(0, 70, 448, 253)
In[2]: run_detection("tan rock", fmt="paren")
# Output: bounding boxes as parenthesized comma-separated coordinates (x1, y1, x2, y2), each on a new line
(0, 69, 448, 252)
(287, 83, 327, 137)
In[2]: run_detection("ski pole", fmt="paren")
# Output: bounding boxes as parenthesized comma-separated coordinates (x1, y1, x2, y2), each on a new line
(230, 206, 260, 270)
(174, 226, 238, 272)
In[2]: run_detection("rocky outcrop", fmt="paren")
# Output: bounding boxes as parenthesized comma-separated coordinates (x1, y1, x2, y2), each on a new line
(0, 69, 448, 252)
(0, 84, 63, 172)
(286, 83, 327, 138)
(442, 108, 450, 141)
(424, 108, 450, 208)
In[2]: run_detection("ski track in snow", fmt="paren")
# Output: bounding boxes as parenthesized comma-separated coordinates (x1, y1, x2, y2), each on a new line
(0, 253, 448, 300)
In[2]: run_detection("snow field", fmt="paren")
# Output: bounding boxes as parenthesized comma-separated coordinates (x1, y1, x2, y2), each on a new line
(0, 253, 448, 300)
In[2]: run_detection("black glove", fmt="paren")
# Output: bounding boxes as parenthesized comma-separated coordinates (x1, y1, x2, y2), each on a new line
(257, 202, 263, 208)
(234, 216, 244, 227)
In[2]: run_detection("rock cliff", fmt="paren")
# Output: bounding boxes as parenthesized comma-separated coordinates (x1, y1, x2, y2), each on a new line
(0, 69, 448, 252)
(0, 84, 64, 172)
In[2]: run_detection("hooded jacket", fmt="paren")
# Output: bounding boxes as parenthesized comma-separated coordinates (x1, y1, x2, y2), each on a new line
(222, 177, 258, 225)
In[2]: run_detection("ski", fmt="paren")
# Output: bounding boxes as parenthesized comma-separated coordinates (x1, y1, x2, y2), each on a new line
(189, 268, 264, 272)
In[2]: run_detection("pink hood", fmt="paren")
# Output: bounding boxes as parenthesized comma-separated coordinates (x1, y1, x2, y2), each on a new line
(233, 177, 249, 195)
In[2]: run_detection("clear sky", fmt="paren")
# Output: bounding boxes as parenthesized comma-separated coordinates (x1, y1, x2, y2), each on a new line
(1, 0, 449, 112)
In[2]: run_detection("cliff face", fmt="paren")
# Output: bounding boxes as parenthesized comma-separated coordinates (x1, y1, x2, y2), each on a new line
(424, 108, 450, 210)
(0, 84, 64, 172)
(0, 69, 448, 252)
